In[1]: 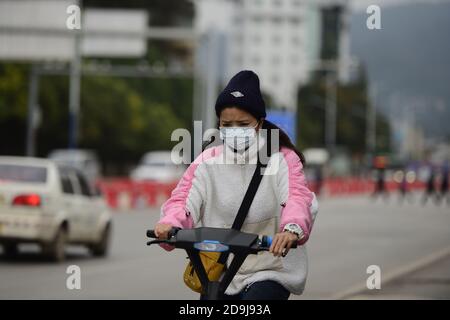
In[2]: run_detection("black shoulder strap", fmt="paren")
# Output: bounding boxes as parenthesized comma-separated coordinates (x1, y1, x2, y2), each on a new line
(231, 133, 272, 230)
(231, 161, 264, 230)
(218, 138, 271, 264)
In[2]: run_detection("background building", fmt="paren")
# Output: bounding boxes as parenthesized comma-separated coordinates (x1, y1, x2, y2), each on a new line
(194, 0, 351, 110)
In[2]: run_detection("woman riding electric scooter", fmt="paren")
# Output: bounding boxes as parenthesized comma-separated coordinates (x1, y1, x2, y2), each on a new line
(151, 70, 319, 300)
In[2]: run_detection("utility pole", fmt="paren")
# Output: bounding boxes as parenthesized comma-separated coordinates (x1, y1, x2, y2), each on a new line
(68, 30, 82, 149)
(192, 29, 220, 154)
(366, 83, 377, 157)
(325, 71, 337, 153)
(204, 31, 220, 132)
(26, 64, 39, 157)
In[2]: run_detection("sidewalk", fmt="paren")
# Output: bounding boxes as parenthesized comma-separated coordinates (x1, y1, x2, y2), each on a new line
(346, 252, 450, 299)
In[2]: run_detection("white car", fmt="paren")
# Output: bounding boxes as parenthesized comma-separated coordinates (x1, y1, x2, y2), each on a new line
(130, 151, 186, 183)
(0, 156, 112, 262)
(48, 149, 101, 184)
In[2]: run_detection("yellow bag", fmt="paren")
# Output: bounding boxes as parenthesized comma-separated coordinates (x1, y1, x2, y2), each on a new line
(183, 251, 225, 293)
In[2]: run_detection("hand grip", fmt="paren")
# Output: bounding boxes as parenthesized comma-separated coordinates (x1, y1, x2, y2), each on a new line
(260, 235, 298, 249)
(147, 230, 157, 238)
(146, 227, 181, 239)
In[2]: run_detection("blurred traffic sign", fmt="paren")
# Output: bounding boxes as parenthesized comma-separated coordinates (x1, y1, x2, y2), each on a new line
(266, 109, 297, 144)
(0, 0, 77, 61)
(81, 9, 148, 57)
(0, 0, 148, 61)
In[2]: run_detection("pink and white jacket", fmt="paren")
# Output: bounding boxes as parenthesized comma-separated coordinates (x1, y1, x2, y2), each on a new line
(158, 136, 318, 295)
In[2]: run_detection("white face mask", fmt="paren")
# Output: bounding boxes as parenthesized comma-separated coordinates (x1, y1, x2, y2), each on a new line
(219, 123, 258, 152)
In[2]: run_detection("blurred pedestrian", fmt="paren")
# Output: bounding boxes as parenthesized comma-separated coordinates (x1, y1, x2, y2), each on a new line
(422, 167, 439, 205)
(397, 169, 413, 204)
(315, 166, 323, 197)
(439, 163, 449, 205)
(372, 167, 389, 201)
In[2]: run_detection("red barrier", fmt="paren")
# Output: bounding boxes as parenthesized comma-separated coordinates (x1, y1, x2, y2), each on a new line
(321, 178, 425, 197)
(97, 178, 177, 210)
(97, 177, 426, 210)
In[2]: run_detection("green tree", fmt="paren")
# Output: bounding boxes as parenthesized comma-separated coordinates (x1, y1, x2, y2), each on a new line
(36, 75, 185, 172)
(0, 64, 29, 155)
(296, 70, 391, 156)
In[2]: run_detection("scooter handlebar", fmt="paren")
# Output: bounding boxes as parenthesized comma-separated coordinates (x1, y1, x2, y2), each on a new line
(146, 228, 298, 250)
(146, 227, 181, 240)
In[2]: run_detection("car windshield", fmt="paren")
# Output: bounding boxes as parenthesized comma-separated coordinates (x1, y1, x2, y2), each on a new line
(53, 159, 83, 169)
(0, 164, 47, 183)
(49, 151, 96, 166)
(142, 153, 176, 166)
(143, 161, 175, 167)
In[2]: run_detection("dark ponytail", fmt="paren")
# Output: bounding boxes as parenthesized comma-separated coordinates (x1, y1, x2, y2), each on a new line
(202, 119, 305, 166)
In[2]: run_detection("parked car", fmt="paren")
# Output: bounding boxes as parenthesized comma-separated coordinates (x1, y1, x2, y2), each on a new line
(0, 156, 112, 262)
(48, 149, 101, 183)
(130, 151, 185, 183)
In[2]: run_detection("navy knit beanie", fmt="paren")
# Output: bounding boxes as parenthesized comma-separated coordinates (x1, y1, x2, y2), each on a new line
(215, 70, 266, 119)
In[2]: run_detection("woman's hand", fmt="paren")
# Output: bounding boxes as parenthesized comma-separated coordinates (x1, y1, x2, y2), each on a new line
(269, 231, 299, 257)
(154, 223, 173, 239)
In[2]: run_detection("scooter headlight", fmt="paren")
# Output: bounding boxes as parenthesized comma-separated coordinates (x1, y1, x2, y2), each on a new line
(193, 240, 229, 252)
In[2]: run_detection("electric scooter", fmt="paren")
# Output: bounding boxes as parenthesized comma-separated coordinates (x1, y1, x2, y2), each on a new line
(146, 227, 296, 300)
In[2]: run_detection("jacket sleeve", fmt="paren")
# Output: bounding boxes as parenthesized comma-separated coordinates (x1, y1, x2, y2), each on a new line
(158, 166, 197, 229)
(277, 148, 316, 245)
(157, 151, 210, 250)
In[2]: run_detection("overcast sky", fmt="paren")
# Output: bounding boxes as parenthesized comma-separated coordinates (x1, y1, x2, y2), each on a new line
(350, 0, 450, 139)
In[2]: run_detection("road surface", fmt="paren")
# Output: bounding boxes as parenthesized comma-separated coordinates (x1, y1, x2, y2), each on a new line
(1, 193, 449, 299)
